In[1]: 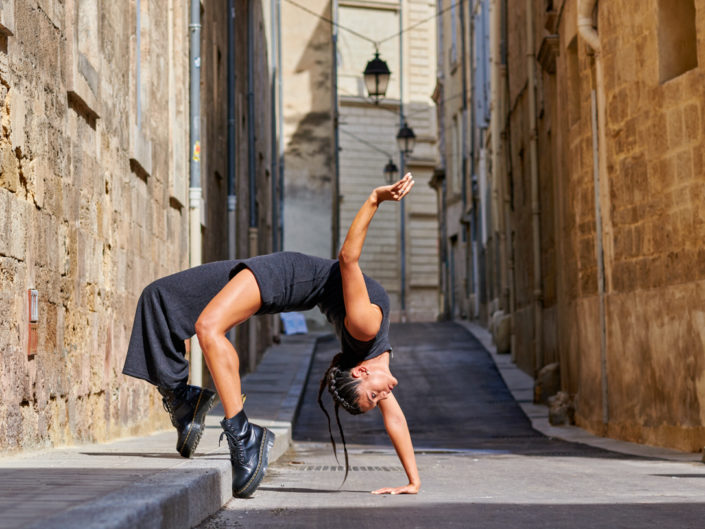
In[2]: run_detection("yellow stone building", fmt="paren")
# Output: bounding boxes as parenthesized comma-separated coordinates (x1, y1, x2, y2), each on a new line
(0, 1, 279, 454)
(438, 0, 705, 453)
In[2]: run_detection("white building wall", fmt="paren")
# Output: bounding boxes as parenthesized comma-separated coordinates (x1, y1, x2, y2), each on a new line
(338, 0, 439, 322)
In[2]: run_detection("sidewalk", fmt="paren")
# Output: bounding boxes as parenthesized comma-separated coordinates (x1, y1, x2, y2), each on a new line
(0, 333, 322, 529)
(457, 320, 701, 464)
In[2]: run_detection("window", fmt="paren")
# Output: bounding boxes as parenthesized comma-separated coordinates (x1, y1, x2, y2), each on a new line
(473, 0, 491, 128)
(167, 0, 188, 206)
(65, 0, 101, 120)
(452, 114, 461, 194)
(129, 0, 152, 178)
(658, 0, 698, 83)
(0, 1, 14, 37)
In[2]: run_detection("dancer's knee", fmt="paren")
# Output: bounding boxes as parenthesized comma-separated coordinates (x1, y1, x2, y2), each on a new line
(195, 314, 222, 351)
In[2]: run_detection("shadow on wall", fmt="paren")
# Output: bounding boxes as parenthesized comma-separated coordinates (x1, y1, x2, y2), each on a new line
(285, 0, 333, 173)
(283, 1, 335, 262)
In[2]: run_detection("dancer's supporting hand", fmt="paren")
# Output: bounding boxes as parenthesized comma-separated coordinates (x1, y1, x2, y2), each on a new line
(370, 394, 421, 495)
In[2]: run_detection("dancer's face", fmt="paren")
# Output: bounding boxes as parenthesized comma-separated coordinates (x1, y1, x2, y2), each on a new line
(351, 364, 398, 412)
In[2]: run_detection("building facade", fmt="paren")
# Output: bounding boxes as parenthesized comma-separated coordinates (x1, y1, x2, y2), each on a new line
(438, 0, 705, 452)
(0, 0, 278, 454)
(337, 0, 440, 322)
(281, 0, 335, 262)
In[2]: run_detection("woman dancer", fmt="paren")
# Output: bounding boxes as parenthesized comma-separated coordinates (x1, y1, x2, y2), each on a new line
(123, 174, 420, 497)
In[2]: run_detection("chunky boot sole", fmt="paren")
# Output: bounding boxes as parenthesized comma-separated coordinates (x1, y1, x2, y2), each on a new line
(233, 428, 275, 498)
(177, 388, 217, 458)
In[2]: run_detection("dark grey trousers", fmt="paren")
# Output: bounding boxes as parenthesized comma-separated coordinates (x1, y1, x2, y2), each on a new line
(122, 260, 238, 389)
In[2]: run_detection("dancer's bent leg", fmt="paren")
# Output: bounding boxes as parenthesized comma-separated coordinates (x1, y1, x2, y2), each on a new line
(124, 273, 223, 458)
(195, 268, 275, 498)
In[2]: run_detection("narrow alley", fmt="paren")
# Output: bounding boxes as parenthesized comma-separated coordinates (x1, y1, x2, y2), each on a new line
(198, 323, 705, 529)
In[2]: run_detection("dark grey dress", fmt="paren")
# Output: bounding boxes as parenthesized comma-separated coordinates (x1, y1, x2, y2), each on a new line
(123, 252, 392, 389)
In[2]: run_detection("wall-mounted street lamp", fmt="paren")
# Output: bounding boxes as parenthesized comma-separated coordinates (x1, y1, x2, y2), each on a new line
(383, 158, 399, 184)
(396, 121, 416, 155)
(363, 51, 391, 103)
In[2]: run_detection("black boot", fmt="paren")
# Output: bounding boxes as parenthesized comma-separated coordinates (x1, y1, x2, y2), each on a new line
(158, 384, 217, 458)
(220, 409, 275, 498)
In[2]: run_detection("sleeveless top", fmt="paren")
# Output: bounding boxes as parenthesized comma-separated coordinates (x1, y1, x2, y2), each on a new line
(230, 252, 392, 363)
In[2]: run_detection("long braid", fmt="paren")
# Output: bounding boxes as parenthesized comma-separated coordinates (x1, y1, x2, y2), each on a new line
(317, 367, 339, 464)
(319, 353, 363, 485)
(333, 401, 351, 484)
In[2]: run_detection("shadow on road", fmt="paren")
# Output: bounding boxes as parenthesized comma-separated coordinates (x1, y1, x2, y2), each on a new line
(294, 322, 655, 461)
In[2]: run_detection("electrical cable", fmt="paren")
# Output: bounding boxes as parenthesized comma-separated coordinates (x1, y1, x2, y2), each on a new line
(284, 0, 460, 50)
(339, 127, 394, 158)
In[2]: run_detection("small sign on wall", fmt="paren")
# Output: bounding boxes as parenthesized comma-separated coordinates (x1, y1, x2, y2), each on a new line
(28, 289, 38, 357)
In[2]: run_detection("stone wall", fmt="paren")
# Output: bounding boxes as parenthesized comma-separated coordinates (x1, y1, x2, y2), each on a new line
(504, 0, 705, 451)
(0, 0, 190, 453)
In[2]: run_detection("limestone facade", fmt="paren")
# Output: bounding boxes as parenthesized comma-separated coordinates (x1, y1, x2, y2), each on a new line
(0, 0, 189, 453)
(440, 0, 705, 452)
(432, 0, 478, 322)
(281, 0, 334, 263)
(0, 0, 277, 454)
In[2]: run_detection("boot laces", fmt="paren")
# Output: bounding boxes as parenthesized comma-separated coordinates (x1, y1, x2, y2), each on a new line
(160, 386, 189, 428)
(219, 430, 246, 465)
(161, 398, 179, 428)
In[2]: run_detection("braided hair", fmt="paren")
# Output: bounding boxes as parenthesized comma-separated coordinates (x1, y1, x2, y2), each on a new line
(317, 352, 362, 485)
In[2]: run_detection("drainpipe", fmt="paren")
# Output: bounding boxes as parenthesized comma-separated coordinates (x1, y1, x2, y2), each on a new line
(270, 0, 278, 253)
(468, 3, 477, 317)
(332, 0, 340, 257)
(188, 0, 203, 387)
(578, 0, 610, 426)
(247, 0, 257, 373)
(398, 2, 407, 320)
(489, 0, 508, 313)
(436, 1, 449, 319)
(227, 0, 237, 262)
(277, 0, 284, 251)
(460, 0, 471, 309)
(500, 0, 515, 358)
(227, 0, 237, 349)
(526, 0, 543, 372)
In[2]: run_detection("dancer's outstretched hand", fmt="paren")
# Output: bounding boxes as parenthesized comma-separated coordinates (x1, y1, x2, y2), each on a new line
(372, 173, 414, 204)
(371, 482, 420, 495)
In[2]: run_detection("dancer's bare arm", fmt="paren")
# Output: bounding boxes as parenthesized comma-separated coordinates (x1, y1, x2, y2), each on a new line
(338, 174, 414, 340)
(372, 393, 420, 495)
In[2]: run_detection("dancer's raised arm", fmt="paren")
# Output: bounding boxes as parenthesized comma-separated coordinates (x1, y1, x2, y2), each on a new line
(338, 173, 414, 341)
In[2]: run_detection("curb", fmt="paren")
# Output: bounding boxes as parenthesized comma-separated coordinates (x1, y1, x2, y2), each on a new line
(457, 320, 701, 464)
(23, 333, 321, 529)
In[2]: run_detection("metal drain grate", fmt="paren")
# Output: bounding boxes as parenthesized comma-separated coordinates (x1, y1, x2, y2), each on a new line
(300, 465, 403, 472)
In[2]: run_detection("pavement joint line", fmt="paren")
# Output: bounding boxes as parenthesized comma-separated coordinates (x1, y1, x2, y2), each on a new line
(456, 320, 702, 464)
(0, 332, 323, 529)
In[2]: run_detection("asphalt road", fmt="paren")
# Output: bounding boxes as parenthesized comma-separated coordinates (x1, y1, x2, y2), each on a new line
(197, 322, 705, 529)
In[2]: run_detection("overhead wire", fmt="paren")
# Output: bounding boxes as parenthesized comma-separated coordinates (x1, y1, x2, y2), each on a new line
(339, 127, 394, 159)
(284, 0, 460, 50)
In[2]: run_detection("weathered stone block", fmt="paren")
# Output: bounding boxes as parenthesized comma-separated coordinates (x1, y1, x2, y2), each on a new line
(548, 391, 576, 425)
(7, 194, 27, 260)
(535, 362, 561, 404)
(684, 103, 700, 141)
(0, 141, 19, 192)
(8, 88, 25, 154)
(666, 107, 684, 150)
